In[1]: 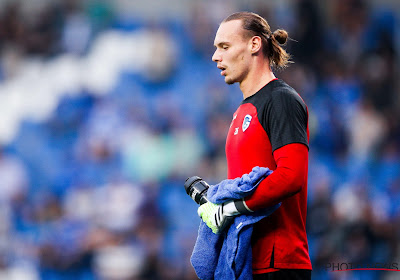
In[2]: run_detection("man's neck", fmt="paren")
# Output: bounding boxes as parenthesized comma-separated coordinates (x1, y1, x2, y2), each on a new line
(239, 63, 276, 99)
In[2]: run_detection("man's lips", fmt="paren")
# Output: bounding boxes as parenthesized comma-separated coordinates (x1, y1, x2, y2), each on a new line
(218, 66, 227, 76)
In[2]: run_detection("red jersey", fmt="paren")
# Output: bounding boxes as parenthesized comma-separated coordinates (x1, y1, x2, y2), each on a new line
(225, 79, 312, 273)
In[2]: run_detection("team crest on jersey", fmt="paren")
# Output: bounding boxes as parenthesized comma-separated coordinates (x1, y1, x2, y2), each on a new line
(242, 115, 252, 132)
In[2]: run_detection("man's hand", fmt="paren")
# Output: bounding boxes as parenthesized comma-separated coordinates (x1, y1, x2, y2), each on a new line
(198, 200, 247, 234)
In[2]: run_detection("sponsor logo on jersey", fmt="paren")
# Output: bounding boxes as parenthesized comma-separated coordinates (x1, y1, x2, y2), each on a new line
(242, 115, 252, 132)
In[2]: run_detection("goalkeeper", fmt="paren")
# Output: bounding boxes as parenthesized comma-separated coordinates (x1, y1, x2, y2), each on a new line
(197, 11, 312, 280)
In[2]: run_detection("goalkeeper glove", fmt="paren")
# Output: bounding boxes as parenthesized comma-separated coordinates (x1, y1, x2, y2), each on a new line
(197, 200, 252, 234)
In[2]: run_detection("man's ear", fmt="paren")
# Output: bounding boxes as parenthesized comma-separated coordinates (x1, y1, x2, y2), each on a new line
(250, 36, 262, 54)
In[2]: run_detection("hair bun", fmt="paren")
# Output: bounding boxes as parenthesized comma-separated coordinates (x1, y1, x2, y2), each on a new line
(272, 29, 288, 45)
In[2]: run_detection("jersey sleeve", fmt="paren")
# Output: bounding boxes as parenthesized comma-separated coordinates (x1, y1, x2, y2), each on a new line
(263, 89, 309, 152)
(244, 143, 309, 210)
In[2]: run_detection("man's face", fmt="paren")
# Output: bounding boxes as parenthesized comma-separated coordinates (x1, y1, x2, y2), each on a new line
(212, 20, 252, 85)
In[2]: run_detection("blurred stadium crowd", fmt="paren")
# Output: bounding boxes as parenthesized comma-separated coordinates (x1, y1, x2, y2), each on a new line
(0, 0, 398, 279)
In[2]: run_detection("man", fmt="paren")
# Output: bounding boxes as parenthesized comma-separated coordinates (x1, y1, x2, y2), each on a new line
(198, 12, 312, 279)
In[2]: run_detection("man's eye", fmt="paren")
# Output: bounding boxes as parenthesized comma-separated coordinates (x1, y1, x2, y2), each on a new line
(223, 46, 229, 50)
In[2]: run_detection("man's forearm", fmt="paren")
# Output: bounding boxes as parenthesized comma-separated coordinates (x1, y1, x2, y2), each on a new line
(244, 143, 308, 211)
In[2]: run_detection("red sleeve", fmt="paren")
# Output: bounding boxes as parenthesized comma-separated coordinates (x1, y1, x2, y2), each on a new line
(244, 143, 308, 211)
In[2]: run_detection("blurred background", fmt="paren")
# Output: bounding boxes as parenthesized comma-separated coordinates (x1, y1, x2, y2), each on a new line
(0, 0, 398, 279)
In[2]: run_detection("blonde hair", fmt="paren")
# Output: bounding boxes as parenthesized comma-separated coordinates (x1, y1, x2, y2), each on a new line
(223, 11, 291, 70)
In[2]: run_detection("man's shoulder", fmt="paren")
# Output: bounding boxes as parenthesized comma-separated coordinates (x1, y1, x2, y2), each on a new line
(268, 80, 306, 108)
(243, 79, 303, 109)
(269, 79, 300, 97)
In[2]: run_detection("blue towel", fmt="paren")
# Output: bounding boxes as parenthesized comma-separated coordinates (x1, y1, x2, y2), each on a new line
(191, 166, 280, 280)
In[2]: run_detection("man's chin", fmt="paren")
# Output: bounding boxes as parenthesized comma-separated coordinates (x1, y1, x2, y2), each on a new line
(225, 77, 235, 85)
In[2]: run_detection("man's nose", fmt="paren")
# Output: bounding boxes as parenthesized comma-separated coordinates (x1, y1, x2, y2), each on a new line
(212, 50, 221, 62)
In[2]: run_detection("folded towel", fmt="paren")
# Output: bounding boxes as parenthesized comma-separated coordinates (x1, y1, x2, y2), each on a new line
(191, 166, 280, 280)
(206, 166, 272, 204)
